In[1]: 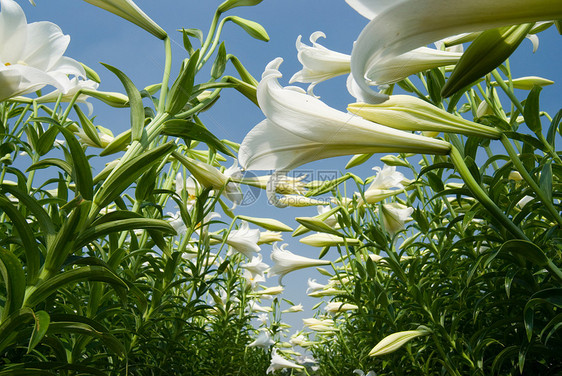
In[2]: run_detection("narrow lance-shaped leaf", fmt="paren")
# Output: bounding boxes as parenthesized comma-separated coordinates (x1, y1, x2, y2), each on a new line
(24, 266, 128, 308)
(0, 196, 40, 283)
(161, 119, 235, 157)
(57, 125, 94, 201)
(93, 141, 175, 210)
(165, 50, 200, 116)
(0, 247, 26, 321)
(28, 310, 50, 352)
(102, 63, 145, 142)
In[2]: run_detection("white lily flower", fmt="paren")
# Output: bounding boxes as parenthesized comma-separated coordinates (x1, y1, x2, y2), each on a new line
(290, 31, 351, 95)
(257, 313, 269, 325)
(82, 0, 166, 39)
(354, 369, 377, 376)
(266, 348, 304, 374)
(0, 0, 85, 102)
(167, 211, 187, 236)
(34, 78, 99, 115)
(248, 300, 273, 313)
(290, 334, 314, 347)
(175, 173, 198, 211)
(381, 203, 414, 234)
(306, 278, 326, 294)
(517, 195, 533, 208)
(345, 0, 405, 20)
(238, 58, 450, 172)
(241, 254, 268, 287)
(268, 243, 330, 283)
(351, 0, 562, 102)
(258, 231, 283, 245)
(248, 331, 275, 349)
(360, 164, 406, 205)
(226, 221, 261, 258)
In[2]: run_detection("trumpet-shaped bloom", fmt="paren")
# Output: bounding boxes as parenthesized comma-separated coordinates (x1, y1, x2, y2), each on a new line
(248, 331, 275, 349)
(360, 165, 406, 205)
(306, 278, 326, 294)
(0, 0, 85, 102)
(381, 203, 414, 234)
(351, 0, 562, 102)
(345, 0, 405, 20)
(227, 221, 261, 258)
(82, 0, 166, 39)
(266, 348, 305, 374)
(238, 58, 450, 172)
(290, 31, 351, 95)
(33, 78, 99, 115)
(302, 318, 336, 332)
(241, 254, 268, 287)
(268, 243, 330, 283)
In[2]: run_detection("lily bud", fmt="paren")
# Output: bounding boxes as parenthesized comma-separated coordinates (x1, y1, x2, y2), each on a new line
(442, 23, 534, 97)
(348, 95, 501, 139)
(82, 0, 167, 39)
(300, 233, 360, 247)
(218, 0, 263, 13)
(491, 76, 554, 90)
(369, 328, 431, 356)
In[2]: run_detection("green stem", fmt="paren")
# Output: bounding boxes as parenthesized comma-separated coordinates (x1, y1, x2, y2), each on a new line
(449, 145, 527, 240)
(500, 134, 562, 227)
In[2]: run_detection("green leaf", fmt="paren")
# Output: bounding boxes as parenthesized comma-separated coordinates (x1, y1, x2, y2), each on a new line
(227, 16, 269, 41)
(539, 162, 552, 202)
(24, 266, 128, 308)
(211, 42, 227, 79)
(27, 158, 72, 176)
(36, 125, 59, 156)
(102, 63, 145, 142)
(295, 217, 346, 237)
(499, 239, 549, 267)
(28, 310, 49, 352)
(74, 105, 102, 147)
(181, 28, 195, 56)
(548, 109, 561, 146)
(161, 119, 235, 157)
(76, 218, 176, 248)
(47, 319, 125, 357)
(43, 204, 83, 273)
(165, 50, 200, 116)
(0, 247, 26, 321)
(0, 196, 40, 283)
(523, 86, 543, 134)
(0, 308, 35, 353)
(0, 184, 56, 241)
(94, 142, 175, 210)
(57, 125, 94, 201)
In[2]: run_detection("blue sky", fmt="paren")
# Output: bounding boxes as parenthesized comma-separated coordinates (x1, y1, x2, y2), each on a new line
(16, 0, 562, 337)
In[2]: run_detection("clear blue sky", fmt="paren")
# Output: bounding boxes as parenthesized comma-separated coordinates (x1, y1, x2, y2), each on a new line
(16, 0, 562, 337)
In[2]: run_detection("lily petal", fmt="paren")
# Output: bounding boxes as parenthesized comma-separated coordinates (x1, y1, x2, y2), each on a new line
(351, 0, 562, 102)
(239, 58, 450, 171)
